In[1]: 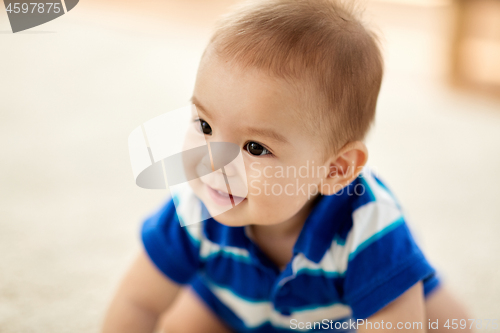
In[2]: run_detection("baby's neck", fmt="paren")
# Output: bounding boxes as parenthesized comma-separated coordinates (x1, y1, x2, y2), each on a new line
(244, 194, 321, 270)
(250, 193, 320, 237)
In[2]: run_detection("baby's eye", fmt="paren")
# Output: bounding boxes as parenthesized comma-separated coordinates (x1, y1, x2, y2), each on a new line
(197, 119, 212, 135)
(245, 142, 271, 156)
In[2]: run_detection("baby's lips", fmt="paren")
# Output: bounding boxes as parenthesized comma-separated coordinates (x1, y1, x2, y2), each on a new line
(200, 175, 248, 199)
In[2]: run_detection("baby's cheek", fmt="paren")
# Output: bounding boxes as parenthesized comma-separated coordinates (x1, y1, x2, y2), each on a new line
(257, 177, 310, 203)
(247, 177, 264, 196)
(244, 177, 313, 223)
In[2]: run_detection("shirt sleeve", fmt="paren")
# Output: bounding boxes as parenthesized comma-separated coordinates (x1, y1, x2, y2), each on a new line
(140, 197, 201, 284)
(341, 213, 439, 319)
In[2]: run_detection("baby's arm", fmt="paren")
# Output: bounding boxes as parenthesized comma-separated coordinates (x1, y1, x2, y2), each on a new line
(101, 251, 181, 333)
(357, 281, 426, 333)
(357, 282, 472, 333)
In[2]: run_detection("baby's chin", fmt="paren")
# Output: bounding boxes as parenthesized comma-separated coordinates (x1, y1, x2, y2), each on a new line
(203, 200, 250, 227)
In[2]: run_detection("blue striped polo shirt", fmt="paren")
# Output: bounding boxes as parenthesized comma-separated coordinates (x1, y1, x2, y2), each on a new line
(141, 169, 441, 332)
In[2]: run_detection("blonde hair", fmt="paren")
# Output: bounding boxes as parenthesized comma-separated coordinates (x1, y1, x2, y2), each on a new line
(209, 0, 384, 154)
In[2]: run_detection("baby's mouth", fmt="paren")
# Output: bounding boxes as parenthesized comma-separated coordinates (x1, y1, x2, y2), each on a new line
(213, 187, 230, 198)
(204, 183, 246, 206)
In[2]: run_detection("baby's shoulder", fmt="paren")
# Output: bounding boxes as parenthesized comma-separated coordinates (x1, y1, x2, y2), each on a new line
(304, 169, 408, 269)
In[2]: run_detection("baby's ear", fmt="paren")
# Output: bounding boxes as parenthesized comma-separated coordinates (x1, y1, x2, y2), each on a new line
(319, 141, 368, 195)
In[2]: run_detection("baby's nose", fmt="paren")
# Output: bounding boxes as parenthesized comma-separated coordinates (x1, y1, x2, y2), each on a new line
(196, 149, 215, 177)
(208, 142, 241, 176)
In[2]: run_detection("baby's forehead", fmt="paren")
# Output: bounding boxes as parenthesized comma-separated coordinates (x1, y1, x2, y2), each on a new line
(197, 54, 323, 132)
(201, 0, 383, 154)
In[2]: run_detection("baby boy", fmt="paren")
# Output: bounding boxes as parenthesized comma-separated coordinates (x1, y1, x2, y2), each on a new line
(103, 0, 470, 332)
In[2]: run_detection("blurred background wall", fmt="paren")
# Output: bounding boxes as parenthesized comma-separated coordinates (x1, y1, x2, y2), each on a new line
(1, 0, 499, 332)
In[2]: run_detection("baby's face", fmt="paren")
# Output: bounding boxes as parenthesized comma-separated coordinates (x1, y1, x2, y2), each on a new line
(189, 50, 332, 227)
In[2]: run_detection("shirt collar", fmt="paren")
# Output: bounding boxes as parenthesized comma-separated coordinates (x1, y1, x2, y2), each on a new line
(292, 181, 357, 263)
